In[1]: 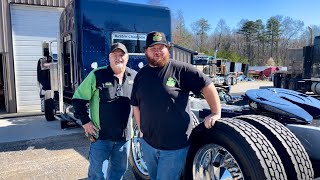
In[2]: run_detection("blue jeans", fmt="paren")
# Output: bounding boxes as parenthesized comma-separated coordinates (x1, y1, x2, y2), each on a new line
(140, 138, 189, 180)
(88, 139, 130, 180)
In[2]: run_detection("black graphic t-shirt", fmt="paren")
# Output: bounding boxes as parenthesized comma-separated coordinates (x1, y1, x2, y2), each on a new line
(131, 60, 212, 150)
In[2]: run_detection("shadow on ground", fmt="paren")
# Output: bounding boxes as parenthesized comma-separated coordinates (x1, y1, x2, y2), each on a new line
(0, 132, 89, 153)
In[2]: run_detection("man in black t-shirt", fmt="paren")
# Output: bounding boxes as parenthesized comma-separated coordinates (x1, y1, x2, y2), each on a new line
(130, 31, 221, 180)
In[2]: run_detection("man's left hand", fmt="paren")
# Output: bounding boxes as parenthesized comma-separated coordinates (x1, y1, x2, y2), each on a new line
(204, 114, 220, 129)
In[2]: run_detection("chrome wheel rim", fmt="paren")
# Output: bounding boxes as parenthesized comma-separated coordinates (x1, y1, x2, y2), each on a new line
(193, 144, 244, 180)
(131, 125, 149, 176)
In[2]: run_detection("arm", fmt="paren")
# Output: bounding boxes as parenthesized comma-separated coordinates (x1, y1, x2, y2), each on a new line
(181, 64, 221, 128)
(132, 106, 141, 129)
(72, 72, 99, 136)
(201, 83, 221, 129)
(132, 105, 143, 137)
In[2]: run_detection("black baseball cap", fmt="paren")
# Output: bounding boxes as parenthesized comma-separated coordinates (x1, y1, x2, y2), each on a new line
(111, 42, 128, 54)
(145, 31, 169, 48)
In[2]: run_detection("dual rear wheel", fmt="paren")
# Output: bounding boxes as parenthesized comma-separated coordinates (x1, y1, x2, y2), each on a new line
(129, 115, 314, 180)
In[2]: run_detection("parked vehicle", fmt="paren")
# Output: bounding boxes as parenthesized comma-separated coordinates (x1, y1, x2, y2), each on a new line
(273, 36, 320, 94)
(131, 87, 319, 179)
(50, 0, 171, 120)
(52, 0, 171, 177)
(194, 58, 243, 86)
(192, 54, 215, 65)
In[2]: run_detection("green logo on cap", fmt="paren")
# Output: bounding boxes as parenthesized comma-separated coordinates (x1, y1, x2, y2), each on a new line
(153, 33, 162, 42)
(166, 77, 176, 87)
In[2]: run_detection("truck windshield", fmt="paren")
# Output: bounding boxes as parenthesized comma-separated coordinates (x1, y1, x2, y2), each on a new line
(112, 32, 146, 54)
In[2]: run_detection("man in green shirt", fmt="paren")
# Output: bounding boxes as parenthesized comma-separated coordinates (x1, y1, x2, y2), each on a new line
(73, 42, 136, 180)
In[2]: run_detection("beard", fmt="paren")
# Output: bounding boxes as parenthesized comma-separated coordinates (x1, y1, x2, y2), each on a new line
(146, 52, 170, 67)
(111, 62, 126, 74)
(115, 63, 124, 69)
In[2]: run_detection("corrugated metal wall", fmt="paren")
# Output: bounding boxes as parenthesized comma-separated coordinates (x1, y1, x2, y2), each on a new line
(0, 3, 4, 53)
(1, 0, 70, 53)
(6, 0, 70, 7)
(172, 47, 191, 64)
(0, 0, 71, 112)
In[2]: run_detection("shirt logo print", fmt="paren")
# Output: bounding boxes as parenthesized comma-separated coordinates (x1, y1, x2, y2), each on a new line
(102, 82, 113, 88)
(166, 77, 176, 87)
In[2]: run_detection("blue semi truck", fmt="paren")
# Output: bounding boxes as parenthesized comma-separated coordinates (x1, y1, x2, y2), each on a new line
(46, 0, 317, 179)
(58, 0, 171, 106)
(49, 0, 172, 179)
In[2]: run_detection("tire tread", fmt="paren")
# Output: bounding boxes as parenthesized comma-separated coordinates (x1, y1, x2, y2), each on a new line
(236, 115, 314, 180)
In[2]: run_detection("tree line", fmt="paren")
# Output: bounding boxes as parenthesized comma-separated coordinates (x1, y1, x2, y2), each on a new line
(171, 12, 320, 66)
(147, 0, 320, 66)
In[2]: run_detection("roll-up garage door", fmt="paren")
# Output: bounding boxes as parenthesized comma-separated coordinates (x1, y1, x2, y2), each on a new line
(11, 4, 62, 112)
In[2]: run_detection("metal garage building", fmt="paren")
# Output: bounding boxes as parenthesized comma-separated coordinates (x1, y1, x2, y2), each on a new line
(0, 0, 70, 113)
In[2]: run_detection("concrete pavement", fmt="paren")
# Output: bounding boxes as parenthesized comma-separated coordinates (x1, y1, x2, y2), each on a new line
(0, 115, 83, 143)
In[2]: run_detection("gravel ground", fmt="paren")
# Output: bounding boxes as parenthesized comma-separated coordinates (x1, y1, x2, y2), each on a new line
(229, 80, 274, 96)
(0, 133, 90, 180)
(0, 132, 136, 180)
(0, 80, 274, 180)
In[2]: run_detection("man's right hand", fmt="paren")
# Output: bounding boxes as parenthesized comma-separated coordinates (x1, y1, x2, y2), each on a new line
(82, 121, 99, 136)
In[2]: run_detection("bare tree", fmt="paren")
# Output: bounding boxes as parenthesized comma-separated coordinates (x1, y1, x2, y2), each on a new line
(279, 17, 304, 64)
(214, 19, 231, 51)
(172, 14, 317, 65)
(191, 18, 211, 52)
(172, 10, 192, 48)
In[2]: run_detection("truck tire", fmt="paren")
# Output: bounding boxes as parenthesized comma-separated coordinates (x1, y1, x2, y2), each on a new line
(230, 77, 235, 85)
(235, 115, 314, 180)
(273, 73, 282, 88)
(230, 76, 238, 85)
(183, 118, 287, 180)
(288, 78, 298, 91)
(281, 78, 288, 89)
(224, 77, 231, 86)
(129, 112, 199, 180)
(44, 98, 55, 121)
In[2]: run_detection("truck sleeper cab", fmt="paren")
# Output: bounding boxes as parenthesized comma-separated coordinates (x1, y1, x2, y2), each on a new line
(58, 0, 171, 112)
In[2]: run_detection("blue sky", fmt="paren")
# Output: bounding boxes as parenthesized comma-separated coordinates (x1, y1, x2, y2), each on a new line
(122, 0, 320, 33)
